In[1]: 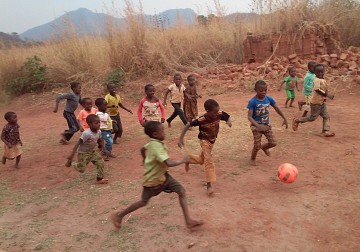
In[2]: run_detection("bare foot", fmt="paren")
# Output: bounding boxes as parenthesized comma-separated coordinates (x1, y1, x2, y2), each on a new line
(2, 157, 6, 165)
(167, 121, 171, 128)
(207, 187, 214, 197)
(96, 178, 109, 184)
(59, 138, 69, 145)
(262, 148, 271, 156)
(15, 164, 20, 169)
(110, 212, 123, 229)
(289, 104, 294, 107)
(113, 140, 119, 145)
(249, 159, 257, 166)
(185, 163, 190, 172)
(109, 153, 117, 158)
(186, 219, 204, 229)
(65, 159, 72, 167)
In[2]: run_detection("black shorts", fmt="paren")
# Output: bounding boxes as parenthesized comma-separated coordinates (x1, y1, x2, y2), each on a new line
(141, 173, 184, 203)
(110, 114, 122, 134)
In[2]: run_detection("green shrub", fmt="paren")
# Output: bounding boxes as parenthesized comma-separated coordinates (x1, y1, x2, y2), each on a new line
(105, 68, 125, 87)
(4, 55, 47, 96)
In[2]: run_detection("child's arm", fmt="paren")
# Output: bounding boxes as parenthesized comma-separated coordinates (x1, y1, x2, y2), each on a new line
(53, 93, 72, 113)
(67, 139, 82, 161)
(278, 80, 285, 91)
(137, 99, 145, 125)
(296, 79, 300, 91)
(226, 117, 232, 128)
(164, 155, 190, 167)
(178, 123, 191, 148)
(119, 102, 133, 114)
(247, 109, 270, 131)
(163, 89, 171, 106)
(1, 130, 12, 148)
(271, 104, 288, 128)
(158, 100, 166, 123)
(140, 147, 146, 163)
(314, 89, 334, 100)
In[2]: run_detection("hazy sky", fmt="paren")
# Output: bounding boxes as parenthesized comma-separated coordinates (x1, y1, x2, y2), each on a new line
(0, 0, 252, 34)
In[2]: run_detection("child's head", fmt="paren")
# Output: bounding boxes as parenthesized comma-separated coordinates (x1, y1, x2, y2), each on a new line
(288, 67, 296, 77)
(107, 82, 117, 95)
(144, 84, 155, 99)
(4, 111, 17, 124)
(81, 98, 93, 111)
(173, 73, 182, 86)
(314, 64, 325, 79)
(86, 114, 100, 131)
(254, 80, 268, 99)
(204, 99, 220, 118)
(95, 98, 107, 112)
(144, 121, 165, 141)
(307, 61, 317, 73)
(70, 82, 81, 94)
(187, 74, 196, 86)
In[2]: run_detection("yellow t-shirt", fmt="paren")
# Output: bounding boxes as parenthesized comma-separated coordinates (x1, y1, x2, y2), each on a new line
(311, 77, 328, 105)
(105, 93, 121, 116)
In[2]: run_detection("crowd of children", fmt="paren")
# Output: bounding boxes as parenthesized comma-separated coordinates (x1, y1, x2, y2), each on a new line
(1, 62, 336, 230)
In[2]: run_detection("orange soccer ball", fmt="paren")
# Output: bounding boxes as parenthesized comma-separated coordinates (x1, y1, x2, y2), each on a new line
(277, 163, 298, 183)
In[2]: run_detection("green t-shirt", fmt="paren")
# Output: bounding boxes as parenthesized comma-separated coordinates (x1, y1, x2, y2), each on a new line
(143, 139, 169, 187)
(284, 76, 298, 90)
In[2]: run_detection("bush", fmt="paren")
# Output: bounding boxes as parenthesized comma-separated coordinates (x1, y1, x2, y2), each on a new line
(105, 68, 125, 87)
(4, 56, 47, 96)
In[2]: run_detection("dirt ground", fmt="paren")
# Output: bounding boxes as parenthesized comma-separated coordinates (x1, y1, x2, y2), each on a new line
(0, 78, 359, 252)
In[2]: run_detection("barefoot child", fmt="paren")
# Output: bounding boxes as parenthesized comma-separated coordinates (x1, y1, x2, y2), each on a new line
(53, 82, 82, 144)
(183, 74, 201, 122)
(95, 98, 116, 160)
(111, 121, 203, 229)
(178, 99, 232, 196)
(105, 82, 133, 144)
(137, 84, 165, 126)
(163, 73, 187, 127)
(298, 61, 317, 117)
(1, 112, 22, 168)
(77, 98, 98, 132)
(65, 114, 109, 184)
(278, 67, 299, 108)
(292, 64, 335, 137)
(247, 80, 288, 166)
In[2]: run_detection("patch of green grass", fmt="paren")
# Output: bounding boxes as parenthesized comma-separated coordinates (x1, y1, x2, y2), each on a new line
(34, 237, 55, 251)
(101, 227, 140, 251)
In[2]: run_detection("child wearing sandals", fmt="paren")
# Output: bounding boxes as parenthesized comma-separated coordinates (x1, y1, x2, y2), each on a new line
(111, 121, 203, 229)
(1, 112, 22, 168)
(178, 99, 232, 196)
(292, 64, 335, 137)
(137, 84, 165, 126)
(65, 114, 109, 184)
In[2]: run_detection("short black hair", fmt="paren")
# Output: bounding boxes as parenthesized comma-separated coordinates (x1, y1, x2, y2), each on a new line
(187, 74, 195, 82)
(107, 82, 116, 89)
(173, 73, 182, 79)
(314, 64, 325, 72)
(254, 80, 267, 90)
(70, 82, 80, 90)
(4, 111, 16, 121)
(144, 84, 154, 92)
(95, 98, 106, 107)
(86, 114, 99, 124)
(308, 61, 317, 68)
(81, 97, 92, 104)
(288, 66, 296, 73)
(204, 99, 219, 111)
(144, 121, 161, 138)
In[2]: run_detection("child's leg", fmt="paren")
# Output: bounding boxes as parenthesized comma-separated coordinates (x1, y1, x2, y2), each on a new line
(112, 114, 123, 144)
(2, 156, 6, 165)
(199, 140, 216, 195)
(298, 100, 306, 111)
(250, 126, 262, 165)
(261, 127, 276, 155)
(289, 98, 295, 107)
(101, 130, 113, 155)
(293, 103, 322, 131)
(71, 153, 89, 173)
(320, 104, 334, 136)
(90, 151, 108, 183)
(284, 98, 290, 108)
(15, 155, 21, 168)
(63, 111, 80, 141)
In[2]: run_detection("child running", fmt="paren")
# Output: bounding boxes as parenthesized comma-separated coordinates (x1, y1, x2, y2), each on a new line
(183, 74, 201, 122)
(247, 80, 288, 166)
(163, 73, 187, 127)
(111, 121, 203, 229)
(1, 112, 22, 168)
(298, 61, 317, 117)
(65, 114, 109, 184)
(278, 67, 299, 108)
(53, 82, 82, 144)
(95, 98, 116, 160)
(178, 99, 232, 196)
(137, 84, 165, 126)
(105, 82, 133, 144)
(77, 98, 98, 132)
(292, 64, 335, 137)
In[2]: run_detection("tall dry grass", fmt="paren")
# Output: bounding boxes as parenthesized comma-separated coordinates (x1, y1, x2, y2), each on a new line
(0, 0, 359, 96)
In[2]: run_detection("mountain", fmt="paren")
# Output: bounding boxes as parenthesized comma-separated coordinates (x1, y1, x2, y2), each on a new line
(20, 8, 197, 41)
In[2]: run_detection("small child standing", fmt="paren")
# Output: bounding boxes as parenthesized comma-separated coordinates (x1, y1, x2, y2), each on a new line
(1, 112, 22, 168)
(247, 80, 288, 166)
(178, 99, 232, 196)
(66, 114, 109, 184)
(53, 82, 82, 144)
(111, 121, 203, 229)
(298, 61, 317, 117)
(278, 67, 299, 108)
(163, 73, 187, 127)
(183, 74, 201, 122)
(105, 82, 133, 144)
(95, 98, 116, 160)
(292, 64, 335, 137)
(77, 98, 98, 132)
(137, 84, 165, 126)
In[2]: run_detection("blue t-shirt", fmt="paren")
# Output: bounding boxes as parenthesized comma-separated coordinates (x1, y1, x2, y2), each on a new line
(247, 96, 276, 125)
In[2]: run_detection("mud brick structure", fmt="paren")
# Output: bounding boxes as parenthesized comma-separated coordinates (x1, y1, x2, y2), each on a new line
(243, 23, 341, 63)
